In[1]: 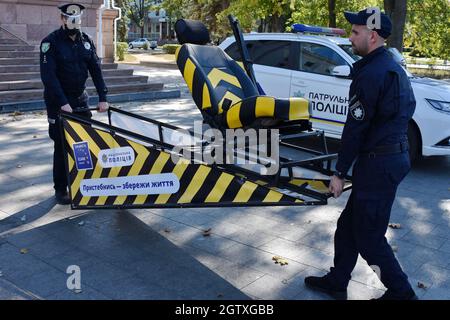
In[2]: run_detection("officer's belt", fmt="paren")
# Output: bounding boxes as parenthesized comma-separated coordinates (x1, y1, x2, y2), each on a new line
(361, 141, 409, 158)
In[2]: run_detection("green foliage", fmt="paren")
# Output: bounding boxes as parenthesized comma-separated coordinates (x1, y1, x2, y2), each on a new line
(116, 42, 129, 61)
(160, 0, 449, 59)
(127, 0, 155, 37)
(143, 41, 149, 50)
(115, 0, 130, 42)
(162, 44, 181, 54)
(289, 0, 381, 34)
(405, 0, 449, 59)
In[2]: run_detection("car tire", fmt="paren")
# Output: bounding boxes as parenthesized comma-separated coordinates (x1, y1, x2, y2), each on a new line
(129, 44, 133, 49)
(407, 121, 421, 163)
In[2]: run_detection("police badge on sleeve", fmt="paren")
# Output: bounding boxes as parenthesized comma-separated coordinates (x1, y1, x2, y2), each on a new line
(41, 42, 50, 53)
(349, 100, 365, 121)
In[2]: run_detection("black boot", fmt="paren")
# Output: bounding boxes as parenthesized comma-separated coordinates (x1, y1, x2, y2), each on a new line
(55, 190, 71, 205)
(374, 288, 418, 300)
(304, 275, 347, 300)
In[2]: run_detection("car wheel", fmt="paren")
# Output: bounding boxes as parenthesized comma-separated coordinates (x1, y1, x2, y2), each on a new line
(129, 44, 133, 49)
(407, 121, 421, 163)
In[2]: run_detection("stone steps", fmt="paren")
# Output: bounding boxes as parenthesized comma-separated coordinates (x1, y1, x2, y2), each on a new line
(0, 38, 26, 45)
(0, 82, 165, 103)
(0, 89, 181, 113)
(0, 45, 36, 51)
(1, 68, 134, 81)
(0, 38, 181, 113)
(0, 63, 118, 73)
(0, 51, 39, 58)
(0, 75, 149, 91)
(0, 57, 40, 65)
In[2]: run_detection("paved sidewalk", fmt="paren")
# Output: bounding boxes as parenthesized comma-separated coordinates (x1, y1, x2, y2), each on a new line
(0, 75, 449, 300)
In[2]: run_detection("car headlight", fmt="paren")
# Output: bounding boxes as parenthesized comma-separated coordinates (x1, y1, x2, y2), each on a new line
(426, 99, 450, 114)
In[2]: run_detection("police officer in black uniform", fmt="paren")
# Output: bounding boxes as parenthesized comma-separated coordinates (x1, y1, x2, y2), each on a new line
(304, 9, 417, 300)
(40, 3, 109, 204)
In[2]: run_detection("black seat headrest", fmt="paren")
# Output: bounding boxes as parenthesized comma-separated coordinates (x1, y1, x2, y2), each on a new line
(174, 19, 210, 45)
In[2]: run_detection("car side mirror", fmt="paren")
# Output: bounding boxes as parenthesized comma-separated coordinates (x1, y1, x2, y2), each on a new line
(387, 47, 407, 68)
(331, 65, 351, 78)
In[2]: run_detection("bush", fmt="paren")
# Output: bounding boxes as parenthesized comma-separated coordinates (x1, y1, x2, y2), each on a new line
(116, 42, 128, 61)
(162, 44, 180, 54)
(143, 42, 149, 50)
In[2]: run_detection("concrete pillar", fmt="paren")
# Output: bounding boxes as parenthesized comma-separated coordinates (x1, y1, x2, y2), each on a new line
(97, 7, 119, 63)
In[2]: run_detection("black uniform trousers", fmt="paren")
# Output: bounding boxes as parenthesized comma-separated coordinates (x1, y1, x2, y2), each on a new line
(328, 151, 414, 293)
(47, 92, 92, 193)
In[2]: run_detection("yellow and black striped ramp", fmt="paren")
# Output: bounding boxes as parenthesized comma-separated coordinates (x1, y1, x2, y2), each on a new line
(62, 118, 309, 209)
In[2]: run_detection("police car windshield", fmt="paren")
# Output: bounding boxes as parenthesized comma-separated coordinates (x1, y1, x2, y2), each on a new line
(339, 45, 361, 61)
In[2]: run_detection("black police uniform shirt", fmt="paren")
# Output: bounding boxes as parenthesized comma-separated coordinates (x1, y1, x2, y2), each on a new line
(40, 27, 108, 119)
(335, 46, 416, 176)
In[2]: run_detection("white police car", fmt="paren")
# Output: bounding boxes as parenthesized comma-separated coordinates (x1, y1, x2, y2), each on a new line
(219, 24, 450, 159)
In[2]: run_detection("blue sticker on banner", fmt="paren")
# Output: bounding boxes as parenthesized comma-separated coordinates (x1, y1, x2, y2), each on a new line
(73, 141, 93, 170)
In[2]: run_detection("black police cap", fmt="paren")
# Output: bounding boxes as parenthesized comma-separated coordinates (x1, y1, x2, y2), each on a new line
(58, 3, 85, 16)
(344, 8, 392, 39)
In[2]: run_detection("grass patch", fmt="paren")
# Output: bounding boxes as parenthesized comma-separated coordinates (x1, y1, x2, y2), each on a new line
(116, 54, 139, 63)
(409, 67, 450, 79)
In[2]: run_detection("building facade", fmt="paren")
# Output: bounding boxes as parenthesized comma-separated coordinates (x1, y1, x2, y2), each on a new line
(0, 0, 120, 61)
(128, 7, 174, 43)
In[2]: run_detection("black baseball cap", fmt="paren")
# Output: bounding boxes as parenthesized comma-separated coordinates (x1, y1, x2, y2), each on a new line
(58, 3, 85, 16)
(344, 8, 392, 39)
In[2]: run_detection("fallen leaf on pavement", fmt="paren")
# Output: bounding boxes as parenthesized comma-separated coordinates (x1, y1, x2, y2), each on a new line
(272, 256, 288, 266)
(417, 282, 428, 290)
(20, 248, 29, 254)
(202, 228, 212, 237)
(388, 223, 401, 229)
(9, 111, 24, 117)
(32, 135, 37, 138)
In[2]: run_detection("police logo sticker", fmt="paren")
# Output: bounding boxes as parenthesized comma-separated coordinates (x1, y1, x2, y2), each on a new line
(41, 42, 50, 53)
(84, 42, 91, 50)
(73, 141, 93, 170)
(98, 146, 135, 168)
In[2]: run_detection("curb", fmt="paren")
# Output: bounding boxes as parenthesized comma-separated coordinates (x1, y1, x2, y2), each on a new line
(0, 89, 181, 113)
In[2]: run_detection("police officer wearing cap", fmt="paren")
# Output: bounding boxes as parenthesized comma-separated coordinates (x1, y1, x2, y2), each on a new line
(304, 8, 417, 300)
(40, 3, 109, 205)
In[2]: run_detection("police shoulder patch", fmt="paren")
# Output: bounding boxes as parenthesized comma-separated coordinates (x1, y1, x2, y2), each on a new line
(350, 102, 365, 121)
(41, 42, 50, 53)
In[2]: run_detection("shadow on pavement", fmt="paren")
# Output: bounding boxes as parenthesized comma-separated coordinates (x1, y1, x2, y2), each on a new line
(1, 208, 251, 300)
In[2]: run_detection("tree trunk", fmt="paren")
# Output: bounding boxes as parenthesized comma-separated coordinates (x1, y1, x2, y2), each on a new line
(384, 0, 407, 52)
(328, 0, 336, 28)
